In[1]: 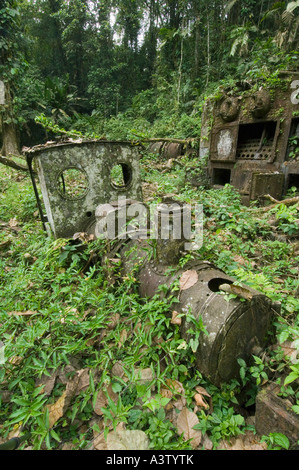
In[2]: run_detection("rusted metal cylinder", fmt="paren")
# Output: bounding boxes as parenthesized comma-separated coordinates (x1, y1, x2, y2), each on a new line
(162, 142, 183, 159)
(154, 201, 191, 266)
(148, 142, 164, 156)
(176, 261, 276, 386)
(138, 258, 276, 386)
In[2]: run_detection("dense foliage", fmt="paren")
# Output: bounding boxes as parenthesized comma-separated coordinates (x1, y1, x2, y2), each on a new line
(0, 157, 298, 450)
(0, 0, 298, 150)
(0, 0, 298, 452)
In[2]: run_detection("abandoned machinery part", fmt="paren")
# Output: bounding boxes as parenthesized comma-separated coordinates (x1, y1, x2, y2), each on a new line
(201, 74, 299, 204)
(25, 140, 280, 387)
(97, 199, 279, 388)
(25, 140, 143, 239)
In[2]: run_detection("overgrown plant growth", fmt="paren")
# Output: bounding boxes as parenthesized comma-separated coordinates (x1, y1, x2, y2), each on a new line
(1, 0, 298, 156)
(0, 150, 298, 450)
(0, 0, 298, 452)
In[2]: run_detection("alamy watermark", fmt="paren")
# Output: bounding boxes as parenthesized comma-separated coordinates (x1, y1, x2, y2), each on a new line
(94, 198, 204, 251)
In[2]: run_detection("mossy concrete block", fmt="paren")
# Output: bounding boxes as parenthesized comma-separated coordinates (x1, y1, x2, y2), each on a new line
(255, 382, 299, 446)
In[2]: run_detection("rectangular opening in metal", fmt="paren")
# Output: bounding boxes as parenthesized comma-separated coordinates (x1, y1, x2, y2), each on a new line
(236, 121, 277, 160)
(287, 173, 299, 191)
(213, 168, 231, 186)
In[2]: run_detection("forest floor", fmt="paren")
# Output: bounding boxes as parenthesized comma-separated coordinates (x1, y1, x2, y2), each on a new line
(0, 150, 298, 450)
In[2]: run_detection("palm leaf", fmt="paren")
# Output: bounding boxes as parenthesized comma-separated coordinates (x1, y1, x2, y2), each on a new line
(286, 1, 299, 13)
(224, 0, 239, 15)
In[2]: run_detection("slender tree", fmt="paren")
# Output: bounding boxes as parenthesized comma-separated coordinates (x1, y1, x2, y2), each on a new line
(0, 0, 22, 156)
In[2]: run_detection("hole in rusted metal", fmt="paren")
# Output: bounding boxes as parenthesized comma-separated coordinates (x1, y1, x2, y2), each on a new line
(208, 278, 233, 292)
(213, 168, 231, 186)
(236, 121, 277, 160)
(58, 167, 89, 200)
(287, 173, 299, 191)
(110, 163, 132, 189)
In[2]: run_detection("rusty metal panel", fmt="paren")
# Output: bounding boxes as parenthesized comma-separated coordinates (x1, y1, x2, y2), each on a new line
(250, 172, 284, 200)
(231, 169, 253, 195)
(27, 141, 143, 239)
(210, 124, 239, 162)
(236, 121, 280, 163)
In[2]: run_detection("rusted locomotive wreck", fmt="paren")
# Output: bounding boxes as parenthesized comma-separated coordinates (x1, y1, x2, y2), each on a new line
(97, 198, 278, 388)
(25, 140, 278, 389)
(200, 73, 299, 204)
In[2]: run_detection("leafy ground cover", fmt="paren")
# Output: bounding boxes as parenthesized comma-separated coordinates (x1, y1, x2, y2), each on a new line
(0, 154, 298, 450)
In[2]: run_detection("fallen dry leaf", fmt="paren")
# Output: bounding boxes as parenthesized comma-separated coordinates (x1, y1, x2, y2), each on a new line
(134, 367, 154, 384)
(36, 371, 58, 396)
(233, 255, 247, 266)
(9, 355, 23, 365)
(195, 385, 212, 410)
(93, 422, 125, 450)
(73, 232, 94, 243)
(195, 385, 211, 397)
(8, 310, 38, 316)
(93, 432, 108, 450)
(218, 430, 267, 450)
(75, 368, 91, 395)
(172, 395, 187, 411)
(179, 270, 198, 291)
(194, 393, 209, 409)
(8, 218, 18, 228)
(57, 364, 76, 384)
(165, 407, 179, 426)
(8, 423, 22, 439)
(107, 430, 149, 450)
(202, 434, 213, 450)
(171, 310, 182, 326)
(94, 384, 118, 416)
(107, 313, 120, 330)
(161, 388, 173, 399)
(47, 372, 80, 428)
(61, 442, 77, 450)
(118, 329, 128, 347)
(177, 407, 201, 449)
(164, 378, 184, 396)
(281, 340, 299, 365)
(111, 361, 128, 381)
(47, 390, 68, 428)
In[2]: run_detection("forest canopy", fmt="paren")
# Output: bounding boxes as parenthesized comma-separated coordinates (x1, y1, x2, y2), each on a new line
(0, 0, 298, 154)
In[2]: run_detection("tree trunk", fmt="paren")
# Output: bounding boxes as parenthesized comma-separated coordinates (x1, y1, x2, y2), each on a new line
(194, 17, 200, 79)
(0, 82, 20, 156)
(206, 10, 210, 87)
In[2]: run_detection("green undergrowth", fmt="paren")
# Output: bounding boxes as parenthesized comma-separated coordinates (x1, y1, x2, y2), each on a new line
(0, 161, 298, 450)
